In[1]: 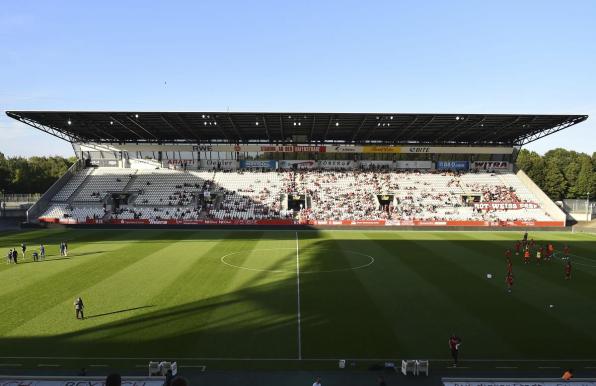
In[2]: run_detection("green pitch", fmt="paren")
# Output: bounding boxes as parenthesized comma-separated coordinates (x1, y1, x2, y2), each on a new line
(0, 228, 595, 370)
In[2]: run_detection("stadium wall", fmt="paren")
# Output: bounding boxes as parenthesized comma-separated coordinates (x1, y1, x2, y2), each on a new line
(515, 169, 567, 223)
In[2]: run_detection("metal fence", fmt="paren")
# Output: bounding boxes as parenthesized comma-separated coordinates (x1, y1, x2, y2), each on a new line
(563, 199, 594, 213)
(1, 193, 41, 203)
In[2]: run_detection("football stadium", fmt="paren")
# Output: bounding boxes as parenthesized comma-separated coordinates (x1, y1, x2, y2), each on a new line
(1, 110, 596, 385)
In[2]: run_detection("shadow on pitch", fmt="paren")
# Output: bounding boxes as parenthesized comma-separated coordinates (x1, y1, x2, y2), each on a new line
(85, 305, 155, 319)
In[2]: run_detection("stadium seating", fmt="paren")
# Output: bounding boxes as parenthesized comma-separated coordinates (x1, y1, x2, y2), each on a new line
(38, 166, 557, 224)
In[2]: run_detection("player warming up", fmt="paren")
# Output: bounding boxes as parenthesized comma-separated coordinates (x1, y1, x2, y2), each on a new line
(74, 297, 85, 319)
(565, 261, 572, 280)
(506, 273, 514, 293)
(449, 334, 461, 367)
(523, 248, 531, 264)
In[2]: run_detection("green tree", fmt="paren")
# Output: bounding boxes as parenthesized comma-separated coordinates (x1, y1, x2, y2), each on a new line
(542, 160, 568, 200)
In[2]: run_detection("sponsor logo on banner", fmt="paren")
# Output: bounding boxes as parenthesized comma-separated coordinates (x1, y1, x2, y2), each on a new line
(166, 159, 196, 166)
(0, 378, 167, 386)
(472, 161, 510, 169)
(192, 144, 214, 152)
(406, 146, 431, 153)
(318, 160, 354, 169)
(443, 381, 596, 386)
(362, 146, 402, 153)
(239, 160, 277, 169)
(474, 202, 539, 210)
(200, 159, 238, 169)
(436, 160, 469, 170)
(278, 160, 316, 169)
(258, 145, 326, 153)
(360, 160, 396, 168)
(333, 146, 361, 153)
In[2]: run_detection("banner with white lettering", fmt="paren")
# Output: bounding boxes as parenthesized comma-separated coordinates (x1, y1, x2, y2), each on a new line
(443, 380, 596, 386)
(436, 161, 469, 170)
(0, 378, 165, 386)
(317, 160, 355, 169)
(239, 160, 277, 169)
(278, 160, 316, 169)
(474, 202, 540, 210)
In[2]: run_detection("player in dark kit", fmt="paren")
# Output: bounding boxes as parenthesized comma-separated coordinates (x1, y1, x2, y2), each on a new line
(563, 244, 570, 259)
(74, 297, 85, 319)
(506, 273, 514, 293)
(21, 243, 26, 259)
(565, 261, 572, 280)
(449, 334, 461, 367)
(506, 256, 513, 275)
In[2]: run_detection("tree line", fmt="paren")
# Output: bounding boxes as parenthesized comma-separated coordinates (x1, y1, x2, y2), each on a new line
(0, 149, 594, 201)
(516, 148, 596, 201)
(0, 153, 76, 195)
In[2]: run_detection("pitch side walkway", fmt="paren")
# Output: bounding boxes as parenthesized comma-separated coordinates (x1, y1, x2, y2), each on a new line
(4, 368, 596, 386)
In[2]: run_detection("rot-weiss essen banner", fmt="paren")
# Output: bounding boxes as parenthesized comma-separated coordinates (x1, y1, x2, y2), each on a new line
(473, 202, 540, 210)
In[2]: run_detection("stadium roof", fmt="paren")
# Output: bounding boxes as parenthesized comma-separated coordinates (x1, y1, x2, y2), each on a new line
(5, 111, 588, 146)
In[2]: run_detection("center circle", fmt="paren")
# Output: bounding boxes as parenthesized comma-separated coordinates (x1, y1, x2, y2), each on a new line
(220, 248, 375, 274)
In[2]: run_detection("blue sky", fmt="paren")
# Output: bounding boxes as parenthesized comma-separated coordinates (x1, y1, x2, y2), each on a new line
(1, 0, 594, 157)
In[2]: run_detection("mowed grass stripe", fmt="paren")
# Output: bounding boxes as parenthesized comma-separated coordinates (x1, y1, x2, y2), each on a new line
(0, 230, 140, 293)
(359, 231, 519, 358)
(9, 230, 210, 340)
(0, 230, 180, 336)
(299, 232, 401, 358)
(402, 232, 596, 358)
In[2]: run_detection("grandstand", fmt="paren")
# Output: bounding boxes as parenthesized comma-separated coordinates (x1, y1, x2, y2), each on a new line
(6, 111, 588, 227)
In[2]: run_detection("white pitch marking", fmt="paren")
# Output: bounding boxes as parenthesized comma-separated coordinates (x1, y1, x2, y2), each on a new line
(89, 364, 108, 367)
(184, 365, 206, 372)
(496, 366, 518, 369)
(38, 364, 60, 367)
(0, 363, 22, 367)
(538, 366, 560, 369)
(296, 231, 302, 360)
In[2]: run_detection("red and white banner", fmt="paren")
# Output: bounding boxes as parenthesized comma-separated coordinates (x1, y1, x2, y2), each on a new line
(39, 218, 564, 227)
(473, 202, 540, 210)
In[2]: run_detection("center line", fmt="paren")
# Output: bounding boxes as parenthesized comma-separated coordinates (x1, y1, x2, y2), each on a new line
(296, 231, 302, 360)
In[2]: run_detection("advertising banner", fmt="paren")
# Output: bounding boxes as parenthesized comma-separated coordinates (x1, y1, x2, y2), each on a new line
(436, 161, 469, 170)
(199, 159, 238, 169)
(84, 142, 514, 155)
(362, 146, 402, 154)
(317, 160, 355, 169)
(239, 160, 277, 169)
(0, 378, 165, 386)
(474, 202, 539, 210)
(471, 161, 511, 170)
(278, 160, 316, 169)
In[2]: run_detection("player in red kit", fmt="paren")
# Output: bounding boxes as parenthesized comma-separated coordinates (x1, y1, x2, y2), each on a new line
(565, 261, 572, 280)
(506, 273, 514, 293)
(506, 257, 513, 275)
(523, 249, 530, 264)
(449, 334, 462, 367)
(514, 241, 521, 256)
